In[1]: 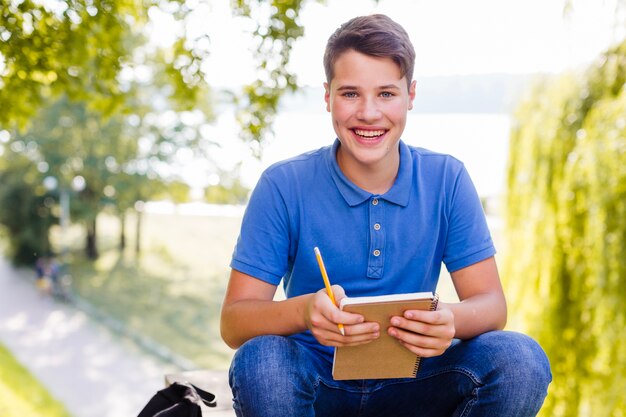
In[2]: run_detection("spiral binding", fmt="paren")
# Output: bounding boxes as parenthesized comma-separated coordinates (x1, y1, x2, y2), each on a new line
(411, 293, 440, 377)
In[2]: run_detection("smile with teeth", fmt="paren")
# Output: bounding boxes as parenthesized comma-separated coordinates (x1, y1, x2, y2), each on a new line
(353, 129, 386, 138)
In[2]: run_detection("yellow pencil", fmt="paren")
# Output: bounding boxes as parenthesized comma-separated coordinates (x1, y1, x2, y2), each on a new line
(313, 246, 345, 336)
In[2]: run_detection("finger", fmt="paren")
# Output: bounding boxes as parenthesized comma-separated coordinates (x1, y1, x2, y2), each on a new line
(310, 325, 343, 345)
(320, 328, 380, 347)
(388, 325, 449, 349)
(311, 289, 345, 322)
(314, 313, 372, 344)
(327, 309, 366, 328)
(397, 339, 449, 358)
(309, 305, 361, 333)
(311, 322, 379, 347)
(317, 319, 380, 347)
(330, 284, 346, 301)
(337, 328, 380, 346)
(343, 321, 380, 336)
(388, 327, 452, 356)
(404, 308, 453, 325)
(311, 289, 366, 331)
(337, 336, 379, 347)
(390, 315, 454, 340)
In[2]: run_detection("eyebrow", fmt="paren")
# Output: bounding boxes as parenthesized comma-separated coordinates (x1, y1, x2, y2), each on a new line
(336, 85, 358, 91)
(378, 84, 401, 90)
(335, 84, 401, 91)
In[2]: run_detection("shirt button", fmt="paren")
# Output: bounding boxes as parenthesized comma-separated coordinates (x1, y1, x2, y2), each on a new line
(372, 198, 379, 206)
(374, 223, 381, 231)
(373, 249, 381, 257)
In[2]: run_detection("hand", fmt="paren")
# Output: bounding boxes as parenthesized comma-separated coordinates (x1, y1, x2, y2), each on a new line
(387, 303, 455, 357)
(305, 285, 380, 347)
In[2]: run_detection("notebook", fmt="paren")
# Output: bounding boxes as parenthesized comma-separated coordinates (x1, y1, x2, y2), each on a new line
(332, 291, 439, 380)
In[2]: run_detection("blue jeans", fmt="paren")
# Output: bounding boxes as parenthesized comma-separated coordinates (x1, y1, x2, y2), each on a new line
(229, 331, 551, 417)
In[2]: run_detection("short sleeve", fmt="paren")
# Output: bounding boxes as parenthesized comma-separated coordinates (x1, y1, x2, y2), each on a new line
(230, 172, 291, 285)
(442, 165, 496, 272)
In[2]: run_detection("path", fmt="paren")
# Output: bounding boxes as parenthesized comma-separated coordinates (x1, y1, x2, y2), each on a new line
(0, 257, 233, 416)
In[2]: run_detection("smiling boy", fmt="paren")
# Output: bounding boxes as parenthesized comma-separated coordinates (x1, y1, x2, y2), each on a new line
(221, 14, 551, 417)
(326, 49, 414, 194)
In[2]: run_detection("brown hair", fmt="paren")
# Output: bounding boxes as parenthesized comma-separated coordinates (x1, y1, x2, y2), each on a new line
(323, 14, 416, 87)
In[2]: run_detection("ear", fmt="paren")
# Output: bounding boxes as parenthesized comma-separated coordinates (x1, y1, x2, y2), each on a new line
(408, 80, 416, 110)
(324, 82, 331, 112)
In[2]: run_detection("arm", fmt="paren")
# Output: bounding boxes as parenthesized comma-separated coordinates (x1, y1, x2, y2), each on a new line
(220, 269, 310, 349)
(388, 256, 506, 357)
(446, 255, 507, 338)
(220, 269, 378, 349)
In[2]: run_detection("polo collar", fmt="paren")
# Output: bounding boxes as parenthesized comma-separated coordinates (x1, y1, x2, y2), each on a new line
(326, 139, 412, 207)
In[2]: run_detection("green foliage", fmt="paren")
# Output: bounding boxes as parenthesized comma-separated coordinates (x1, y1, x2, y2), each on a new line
(1, 0, 317, 152)
(505, 40, 626, 416)
(0, 93, 214, 261)
(0, 154, 55, 265)
(0, 342, 71, 417)
(163, 180, 192, 203)
(204, 165, 249, 204)
(231, 0, 309, 155)
(0, 0, 318, 264)
(0, 0, 207, 131)
(0, 0, 219, 262)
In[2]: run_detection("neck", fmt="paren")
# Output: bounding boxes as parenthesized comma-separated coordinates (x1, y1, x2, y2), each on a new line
(336, 148, 399, 195)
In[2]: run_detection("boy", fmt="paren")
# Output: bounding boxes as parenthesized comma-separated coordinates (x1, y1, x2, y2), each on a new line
(221, 14, 551, 417)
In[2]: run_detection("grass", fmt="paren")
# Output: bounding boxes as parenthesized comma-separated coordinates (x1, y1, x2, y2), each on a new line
(0, 342, 72, 417)
(61, 209, 242, 370)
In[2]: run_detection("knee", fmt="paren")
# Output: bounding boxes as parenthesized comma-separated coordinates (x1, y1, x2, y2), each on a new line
(230, 335, 292, 384)
(477, 331, 552, 389)
(229, 335, 318, 389)
(228, 336, 317, 414)
(454, 331, 551, 415)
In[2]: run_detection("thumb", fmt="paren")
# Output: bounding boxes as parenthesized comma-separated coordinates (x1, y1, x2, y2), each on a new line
(330, 284, 346, 305)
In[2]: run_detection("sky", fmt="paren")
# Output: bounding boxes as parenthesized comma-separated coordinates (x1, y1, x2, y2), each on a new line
(183, 0, 625, 88)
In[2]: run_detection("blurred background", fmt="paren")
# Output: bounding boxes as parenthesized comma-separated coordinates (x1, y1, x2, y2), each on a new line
(0, 0, 624, 416)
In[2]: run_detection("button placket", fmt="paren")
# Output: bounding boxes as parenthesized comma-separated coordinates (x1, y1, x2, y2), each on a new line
(367, 197, 385, 279)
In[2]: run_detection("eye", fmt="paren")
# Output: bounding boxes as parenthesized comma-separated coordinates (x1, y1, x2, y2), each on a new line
(380, 91, 395, 98)
(342, 91, 358, 98)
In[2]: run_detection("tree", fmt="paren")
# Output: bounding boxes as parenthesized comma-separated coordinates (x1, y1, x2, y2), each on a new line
(0, 0, 210, 261)
(504, 40, 626, 416)
(0, 0, 321, 264)
(230, 0, 307, 155)
(0, 0, 208, 130)
(204, 165, 249, 204)
(0, 0, 311, 264)
(0, 154, 54, 264)
(3, 89, 217, 259)
(1, 0, 317, 148)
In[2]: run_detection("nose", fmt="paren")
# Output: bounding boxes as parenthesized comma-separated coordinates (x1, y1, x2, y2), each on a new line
(356, 96, 382, 121)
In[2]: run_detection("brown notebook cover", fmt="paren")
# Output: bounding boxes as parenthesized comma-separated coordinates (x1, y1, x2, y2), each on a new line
(332, 292, 439, 380)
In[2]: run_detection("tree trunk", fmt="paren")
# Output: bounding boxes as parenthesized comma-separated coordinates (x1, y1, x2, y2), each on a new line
(119, 212, 126, 250)
(135, 207, 142, 255)
(85, 216, 98, 259)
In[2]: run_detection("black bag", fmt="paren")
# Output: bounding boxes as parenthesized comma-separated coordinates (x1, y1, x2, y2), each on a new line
(137, 381, 217, 417)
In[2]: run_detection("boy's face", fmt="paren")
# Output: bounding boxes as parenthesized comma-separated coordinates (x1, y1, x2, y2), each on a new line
(324, 49, 416, 174)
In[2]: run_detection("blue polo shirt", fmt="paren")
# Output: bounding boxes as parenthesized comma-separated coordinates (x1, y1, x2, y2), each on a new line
(231, 139, 495, 358)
